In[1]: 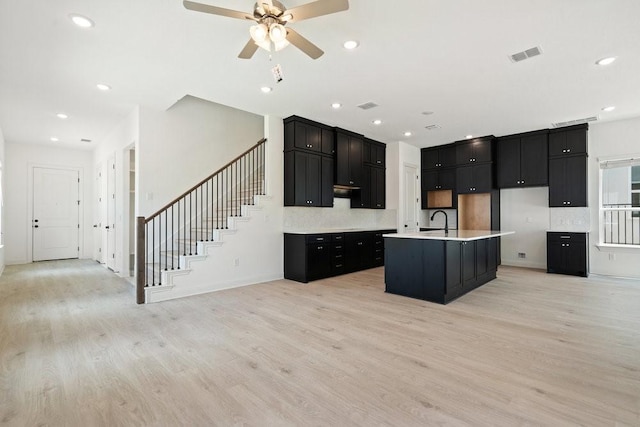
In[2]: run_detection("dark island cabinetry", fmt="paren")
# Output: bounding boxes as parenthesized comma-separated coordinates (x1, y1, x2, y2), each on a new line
(384, 234, 503, 304)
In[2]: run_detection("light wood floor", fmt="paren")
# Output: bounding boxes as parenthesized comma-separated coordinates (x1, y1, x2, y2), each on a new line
(1, 260, 639, 426)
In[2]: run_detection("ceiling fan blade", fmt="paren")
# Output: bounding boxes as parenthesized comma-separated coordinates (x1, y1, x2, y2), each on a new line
(286, 28, 324, 59)
(238, 39, 259, 59)
(183, 0, 254, 20)
(284, 0, 349, 23)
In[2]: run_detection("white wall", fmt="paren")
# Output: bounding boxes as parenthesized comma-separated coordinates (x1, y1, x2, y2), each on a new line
(588, 117, 640, 278)
(500, 187, 549, 269)
(4, 143, 93, 265)
(137, 95, 263, 216)
(0, 126, 5, 274)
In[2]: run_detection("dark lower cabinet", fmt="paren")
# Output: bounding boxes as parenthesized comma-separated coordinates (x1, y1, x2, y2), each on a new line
(284, 230, 394, 283)
(547, 232, 589, 277)
(385, 236, 499, 304)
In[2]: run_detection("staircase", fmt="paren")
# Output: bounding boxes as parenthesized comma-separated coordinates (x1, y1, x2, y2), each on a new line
(136, 139, 277, 303)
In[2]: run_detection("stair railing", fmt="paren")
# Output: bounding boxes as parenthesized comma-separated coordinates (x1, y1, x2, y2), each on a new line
(136, 138, 266, 304)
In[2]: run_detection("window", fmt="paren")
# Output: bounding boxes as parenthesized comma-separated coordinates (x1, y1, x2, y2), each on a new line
(601, 158, 640, 246)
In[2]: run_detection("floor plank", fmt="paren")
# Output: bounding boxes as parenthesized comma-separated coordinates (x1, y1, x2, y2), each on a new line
(0, 260, 639, 426)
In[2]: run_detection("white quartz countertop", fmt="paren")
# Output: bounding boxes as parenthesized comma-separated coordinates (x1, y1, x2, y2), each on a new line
(284, 227, 396, 235)
(383, 230, 515, 241)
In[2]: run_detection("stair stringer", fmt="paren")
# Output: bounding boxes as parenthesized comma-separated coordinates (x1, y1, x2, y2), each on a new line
(145, 195, 283, 303)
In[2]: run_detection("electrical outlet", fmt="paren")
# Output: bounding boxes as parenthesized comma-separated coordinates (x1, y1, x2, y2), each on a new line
(518, 252, 526, 259)
(234, 258, 240, 267)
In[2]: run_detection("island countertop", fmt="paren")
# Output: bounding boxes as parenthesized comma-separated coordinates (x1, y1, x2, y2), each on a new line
(383, 229, 515, 241)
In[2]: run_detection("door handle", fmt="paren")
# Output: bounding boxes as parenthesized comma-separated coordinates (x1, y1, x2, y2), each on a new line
(34, 225, 39, 228)
(34, 219, 39, 223)
(105, 226, 110, 229)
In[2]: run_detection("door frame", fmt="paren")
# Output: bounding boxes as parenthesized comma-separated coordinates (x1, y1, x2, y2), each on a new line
(27, 163, 85, 263)
(400, 162, 420, 232)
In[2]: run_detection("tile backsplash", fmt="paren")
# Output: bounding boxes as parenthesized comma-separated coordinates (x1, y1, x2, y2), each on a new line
(548, 207, 590, 232)
(284, 198, 397, 231)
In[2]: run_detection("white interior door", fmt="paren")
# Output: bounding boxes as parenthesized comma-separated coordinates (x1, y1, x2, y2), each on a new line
(106, 156, 117, 271)
(403, 164, 419, 232)
(33, 167, 80, 261)
(94, 164, 104, 263)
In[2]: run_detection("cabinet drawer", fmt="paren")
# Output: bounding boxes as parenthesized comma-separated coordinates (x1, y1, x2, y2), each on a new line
(547, 232, 587, 243)
(306, 234, 330, 243)
(331, 233, 345, 242)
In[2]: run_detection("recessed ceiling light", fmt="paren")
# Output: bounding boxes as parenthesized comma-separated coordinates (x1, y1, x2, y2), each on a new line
(69, 14, 94, 28)
(602, 106, 616, 112)
(596, 56, 617, 66)
(343, 40, 359, 50)
(56, 113, 68, 119)
(260, 86, 272, 93)
(331, 102, 342, 109)
(50, 137, 59, 142)
(465, 134, 473, 139)
(96, 83, 111, 91)
(372, 119, 382, 125)
(404, 131, 412, 137)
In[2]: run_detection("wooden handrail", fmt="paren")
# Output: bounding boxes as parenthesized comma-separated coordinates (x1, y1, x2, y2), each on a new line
(145, 138, 266, 223)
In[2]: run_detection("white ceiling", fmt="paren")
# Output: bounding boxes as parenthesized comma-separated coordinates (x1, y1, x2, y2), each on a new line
(1, 0, 639, 150)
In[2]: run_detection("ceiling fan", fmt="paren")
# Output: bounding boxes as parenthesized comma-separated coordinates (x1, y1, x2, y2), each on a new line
(183, 0, 349, 59)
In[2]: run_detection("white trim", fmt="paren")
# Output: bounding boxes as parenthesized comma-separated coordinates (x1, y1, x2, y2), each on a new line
(596, 243, 640, 253)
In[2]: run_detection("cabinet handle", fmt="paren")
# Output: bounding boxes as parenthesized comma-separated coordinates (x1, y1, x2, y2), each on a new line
(521, 180, 525, 184)
(335, 245, 342, 249)
(377, 160, 381, 164)
(562, 149, 567, 153)
(335, 254, 342, 258)
(349, 180, 354, 184)
(567, 201, 571, 205)
(560, 236, 571, 239)
(567, 149, 571, 153)
(335, 264, 343, 268)
(357, 242, 363, 246)
(517, 181, 520, 184)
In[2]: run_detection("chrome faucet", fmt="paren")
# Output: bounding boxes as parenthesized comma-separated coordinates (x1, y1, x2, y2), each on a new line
(430, 210, 449, 234)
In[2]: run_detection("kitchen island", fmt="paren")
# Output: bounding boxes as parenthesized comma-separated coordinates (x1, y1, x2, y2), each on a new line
(383, 230, 514, 304)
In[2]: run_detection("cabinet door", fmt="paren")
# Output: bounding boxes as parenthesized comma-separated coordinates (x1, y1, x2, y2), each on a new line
(549, 127, 587, 157)
(520, 134, 548, 186)
(321, 156, 334, 207)
(496, 137, 521, 188)
(335, 133, 350, 186)
(423, 170, 440, 191)
(548, 157, 565, 207)
(351, 166, 372, 208)
(372, 167, 385, 209)
(320, 128, 335, 156)
(456, 166, 474, 193)
(305, 153, 321, 206)
(474, 163, 493, 192)
(487, 238, 498, 272)
(475, 238, 488, 278)
(293, 151, 309, 205)
(546, 238, 563, 273)
(461, 241, 476, 289)
(565, 155, 587, 207)
(456, 143, 475, 165)
(349, 136, 363, 186)
(445, 241, 462, 297)
(295, 122, 322, 152)
(439, 145, 457, 168)
(362, 140, 372, 164)
(372, 143, 386, 167)
(307, 243, 331, 280)
(422, 147, 440, 169)
(439, 168, 456, 190)
(473, 139, 493, 163)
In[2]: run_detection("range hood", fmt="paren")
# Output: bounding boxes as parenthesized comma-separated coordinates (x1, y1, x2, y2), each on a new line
(333, 184, 360, 198)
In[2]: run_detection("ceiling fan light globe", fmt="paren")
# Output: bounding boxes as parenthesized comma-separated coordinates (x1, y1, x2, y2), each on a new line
(269, 23, 287, 43)
(274, 39, 290, 51)
(250, 23, 268, 43)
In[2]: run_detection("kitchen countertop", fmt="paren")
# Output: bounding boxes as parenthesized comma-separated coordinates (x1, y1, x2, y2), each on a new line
(284, 227, 396, 234)
(383, 229, 515, 241)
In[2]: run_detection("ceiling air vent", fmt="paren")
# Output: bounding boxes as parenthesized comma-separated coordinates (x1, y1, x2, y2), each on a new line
(80, 138, 92, 143)
(509, 46, 543, 63)
(357, 101, 379, 110)
(551, 116, 598, 128)
(425, 124, 441, 130)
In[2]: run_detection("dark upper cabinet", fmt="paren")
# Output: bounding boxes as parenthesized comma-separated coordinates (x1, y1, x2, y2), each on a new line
(284, 150, 334, 207)
(456, 163, 493, 194)
(422, 168, 456, 191)
(549, 155, 587, 207)
(284, 116, 334, 155)
(548, 124, 588, 157)
(456, 136, 494, 165)
(371, 167, 385, 209)
(421, 144, 457, 169)
(496, 131, 548, 188)
(335, 128, 364, 187)
(547, 232, 589, 277)
(352, 163, 386, 209)
(367, 139, 386, 167)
